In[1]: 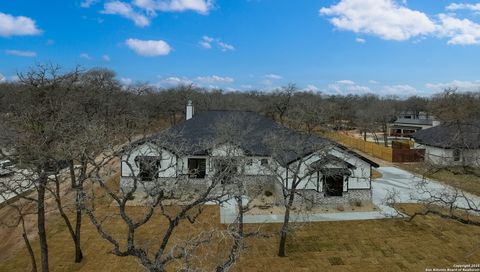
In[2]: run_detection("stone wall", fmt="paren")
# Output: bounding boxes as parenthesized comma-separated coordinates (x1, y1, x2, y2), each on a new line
(296, 189, 372, 208)
(120, 176, 372, 208)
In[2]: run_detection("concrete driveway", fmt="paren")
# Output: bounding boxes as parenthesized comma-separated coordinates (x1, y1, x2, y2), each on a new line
(220, 166, 480, 224)
(373, 166, 480, 216)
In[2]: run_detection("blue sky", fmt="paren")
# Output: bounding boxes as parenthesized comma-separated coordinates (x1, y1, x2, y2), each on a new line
(1, 0, 480, 96)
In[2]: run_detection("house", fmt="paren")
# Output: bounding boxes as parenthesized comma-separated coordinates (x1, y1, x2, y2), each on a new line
(411, 122, 480, 167)
(120, 101, 379, 207)
(388, 111, 439, 138)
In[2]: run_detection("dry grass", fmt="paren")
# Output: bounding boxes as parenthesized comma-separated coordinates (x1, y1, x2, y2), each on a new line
(397, 163, 480, 196)
(1, 202, 480, 271)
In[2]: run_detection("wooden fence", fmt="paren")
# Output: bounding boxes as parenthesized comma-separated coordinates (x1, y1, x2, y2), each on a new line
(323, 131, 425, 163)
(324, 132, 393, 162)
(392, 149, 425, 163)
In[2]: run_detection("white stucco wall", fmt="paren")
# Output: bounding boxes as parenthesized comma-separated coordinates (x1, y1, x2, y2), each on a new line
(121, 143, 177, 178)
(420, 144, 480, 167)
(284, 147, 371, 191)
(330, 148, 371, 189)
(121, 143, 373, 192)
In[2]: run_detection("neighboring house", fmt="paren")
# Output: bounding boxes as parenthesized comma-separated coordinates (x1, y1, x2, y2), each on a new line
(121, 102, 379, 207)
(388, 111, 439, 138)
(412, 122, 480, 167)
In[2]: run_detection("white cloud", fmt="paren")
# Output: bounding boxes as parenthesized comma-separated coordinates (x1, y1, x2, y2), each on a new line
(304, 84, 320, 92)
(0, 12, 41, 37)
(5, 50, 37, 57)
(218, 41, 235, 51)
(437, 14, 480, 45)
(381, 84, 418, 95)
(425, 80, 480, 92)
(446, 3, 480, 12)
(0, 73, 5, 83)
(199, 36, 235, 51)
(102, 1, 150, 27)
(196, 75, 234, 84)
(158, 74, 236, 88)
(102, 54, 111, 61)
(326, 80, 371, 94)
(369, 80, 379, 84)
(126, 38, 172, 56)
(80, 53, 93, 60)
(264, 74, 282, 80)
(320, 0, 436, 41)
(320, 0, 480, 46)
(336, 79, 355, 84)
(199, 36, 214, 48)
(133, 0, 214, 14)
(120, 77, 133, 85)
(159, 76, 193, 86)
(81, 0, 99, 8)
(324, 80, 422, 96)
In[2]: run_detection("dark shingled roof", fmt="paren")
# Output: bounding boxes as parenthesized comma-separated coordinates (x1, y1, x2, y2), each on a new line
(411, 122, 480, 149)
(145, 110, 378, 167)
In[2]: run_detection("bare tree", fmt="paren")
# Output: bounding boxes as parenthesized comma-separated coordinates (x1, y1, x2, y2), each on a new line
(263, 128, 333, 257)
(265, 84, 297, 124)
(0, 173, 38, 272)
(0, 63, 83, 271)
(81, 113, 262, 271)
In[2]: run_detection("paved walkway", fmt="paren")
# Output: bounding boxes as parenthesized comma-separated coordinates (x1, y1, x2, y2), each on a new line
(220, 166, 480, 224)
(0, 170, 34, 205)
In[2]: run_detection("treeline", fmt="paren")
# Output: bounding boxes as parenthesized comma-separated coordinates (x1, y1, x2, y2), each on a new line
(1, 66, 480, 135)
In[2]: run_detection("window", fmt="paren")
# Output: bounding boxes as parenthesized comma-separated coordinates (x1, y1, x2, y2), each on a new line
(453, 149, 461, 162)
(135, 156, 161, 181)
(213, 158, 238, 184)
(261, 159, 269, 166)
(188, 158, 206, 179)
(323, 175, 344, 197)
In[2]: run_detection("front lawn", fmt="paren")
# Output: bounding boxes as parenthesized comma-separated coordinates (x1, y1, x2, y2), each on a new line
(1, 204, 479, 271)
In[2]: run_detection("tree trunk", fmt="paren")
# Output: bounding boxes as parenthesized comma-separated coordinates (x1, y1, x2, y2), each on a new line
(21, 217, 37, 272)
(69, 161, 84, 263)
(54, 171, 83, 263)
(382, 123, 389, 147)
(37, 174, 49, 272)
(74, 190, 83, 263)
(278, 190, 295, 257)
